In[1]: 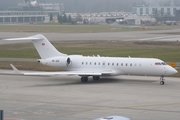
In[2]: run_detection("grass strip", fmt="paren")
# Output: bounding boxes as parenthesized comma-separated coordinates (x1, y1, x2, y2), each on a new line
(0, 24, 179, 33)
(0, 41, 180, 62)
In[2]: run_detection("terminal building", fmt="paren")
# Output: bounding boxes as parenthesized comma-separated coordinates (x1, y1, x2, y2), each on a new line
(0, 11, 46, 23)
(133, 6, 180, 16)
(133, 0, 180, 16)
(0, 0, 63, 24)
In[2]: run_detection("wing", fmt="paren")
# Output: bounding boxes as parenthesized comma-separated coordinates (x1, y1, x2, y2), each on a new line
(10, 64, 113, 76)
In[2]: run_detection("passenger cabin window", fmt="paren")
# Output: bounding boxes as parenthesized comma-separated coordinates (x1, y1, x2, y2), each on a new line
(94, 62, 96, 65)
(82, 62, 84, 65)
(121, 63, 123, 66)
(117, 63, 119, 66)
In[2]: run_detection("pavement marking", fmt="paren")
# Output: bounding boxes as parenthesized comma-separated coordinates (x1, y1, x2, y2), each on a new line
(138, 35, 180, 41)
(121, 102, 180, 109)
(4, 102, 180, 118)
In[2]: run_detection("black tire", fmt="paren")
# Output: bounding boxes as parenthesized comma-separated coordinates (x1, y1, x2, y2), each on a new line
(81, 77, 88, 82)
(160, 81, 164, 85)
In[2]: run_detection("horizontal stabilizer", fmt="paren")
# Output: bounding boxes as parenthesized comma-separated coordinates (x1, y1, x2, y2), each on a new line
(4, 35, 43, 41)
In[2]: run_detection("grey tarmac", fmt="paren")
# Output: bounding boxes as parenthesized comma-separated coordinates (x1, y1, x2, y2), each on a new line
(1, 29, 180, 45)
(0, 74, 180, 120)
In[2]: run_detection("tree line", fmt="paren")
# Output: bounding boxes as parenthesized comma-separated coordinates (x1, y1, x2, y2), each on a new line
(49, 13, 81, 24)
(49, 13, 89, 24)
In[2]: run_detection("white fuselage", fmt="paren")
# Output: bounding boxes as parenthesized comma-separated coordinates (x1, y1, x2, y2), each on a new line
(5, 34, 178, 84)
(39, 55, 176, 76)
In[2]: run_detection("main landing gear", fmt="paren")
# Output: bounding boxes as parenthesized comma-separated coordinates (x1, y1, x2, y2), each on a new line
(93, 76, 100, 81)
(81, 76, 88, 82)
(81, 76, 100, 82)
(160, 75, 165, 85)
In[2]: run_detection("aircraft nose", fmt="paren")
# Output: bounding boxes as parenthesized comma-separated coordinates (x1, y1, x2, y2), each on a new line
(167, 67, 178, 75)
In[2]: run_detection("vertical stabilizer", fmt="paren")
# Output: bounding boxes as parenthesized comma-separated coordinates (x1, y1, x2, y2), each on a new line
(4, 34, 67, 59)
(31, 34, 67, 58)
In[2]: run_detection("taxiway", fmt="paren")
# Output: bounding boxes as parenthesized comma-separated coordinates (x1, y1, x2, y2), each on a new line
(1, 29, 180, 45)
(0, 73, 180, 120)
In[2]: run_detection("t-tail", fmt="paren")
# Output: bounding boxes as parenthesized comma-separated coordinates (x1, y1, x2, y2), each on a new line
(4, 34, 67, 59)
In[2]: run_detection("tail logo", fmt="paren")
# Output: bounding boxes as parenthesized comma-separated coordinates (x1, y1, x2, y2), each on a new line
(42, 43, 45, 46)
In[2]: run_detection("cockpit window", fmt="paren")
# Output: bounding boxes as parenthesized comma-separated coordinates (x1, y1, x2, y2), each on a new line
(155, 62, 168, 65)
(103, 117, 113, 120)
(161, 62, 168, 65)
(155, 62, 161, 65)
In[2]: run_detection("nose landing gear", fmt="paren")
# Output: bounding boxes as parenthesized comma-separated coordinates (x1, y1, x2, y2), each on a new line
(160, 76, 165, 85)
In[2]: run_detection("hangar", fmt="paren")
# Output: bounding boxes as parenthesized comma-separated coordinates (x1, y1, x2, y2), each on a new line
(0, 11, 46, 23)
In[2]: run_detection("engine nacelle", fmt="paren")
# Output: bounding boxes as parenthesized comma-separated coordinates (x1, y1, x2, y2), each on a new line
(37, 56, 72, 67)
(37, 59, 47, 65)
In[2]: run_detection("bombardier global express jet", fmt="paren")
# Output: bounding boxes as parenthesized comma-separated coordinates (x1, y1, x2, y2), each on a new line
(4, 34, 178, 85)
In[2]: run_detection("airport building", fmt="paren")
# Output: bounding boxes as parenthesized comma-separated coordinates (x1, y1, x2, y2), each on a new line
(0, 11, 46, 23)
(133, 0, 180, 16)
(0, 0, 63, 24)
(133, 6, 180, 16)
(39, 3, 64, 12)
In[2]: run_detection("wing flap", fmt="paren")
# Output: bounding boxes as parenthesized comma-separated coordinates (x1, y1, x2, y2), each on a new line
(24, 72, 102, 76)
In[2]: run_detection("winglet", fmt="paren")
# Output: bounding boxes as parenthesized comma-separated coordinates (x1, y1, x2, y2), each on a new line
(10, 64, 22, 74)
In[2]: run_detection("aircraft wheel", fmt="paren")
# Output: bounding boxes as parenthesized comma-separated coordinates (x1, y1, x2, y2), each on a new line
(160, 81, 165, 85)
(93, 76, 100, 81)
(160, 76, 165, 85)
(81, 77, 88, 82)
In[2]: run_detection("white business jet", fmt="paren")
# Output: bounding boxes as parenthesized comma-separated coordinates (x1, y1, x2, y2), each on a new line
(5, 34, 178, 85)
